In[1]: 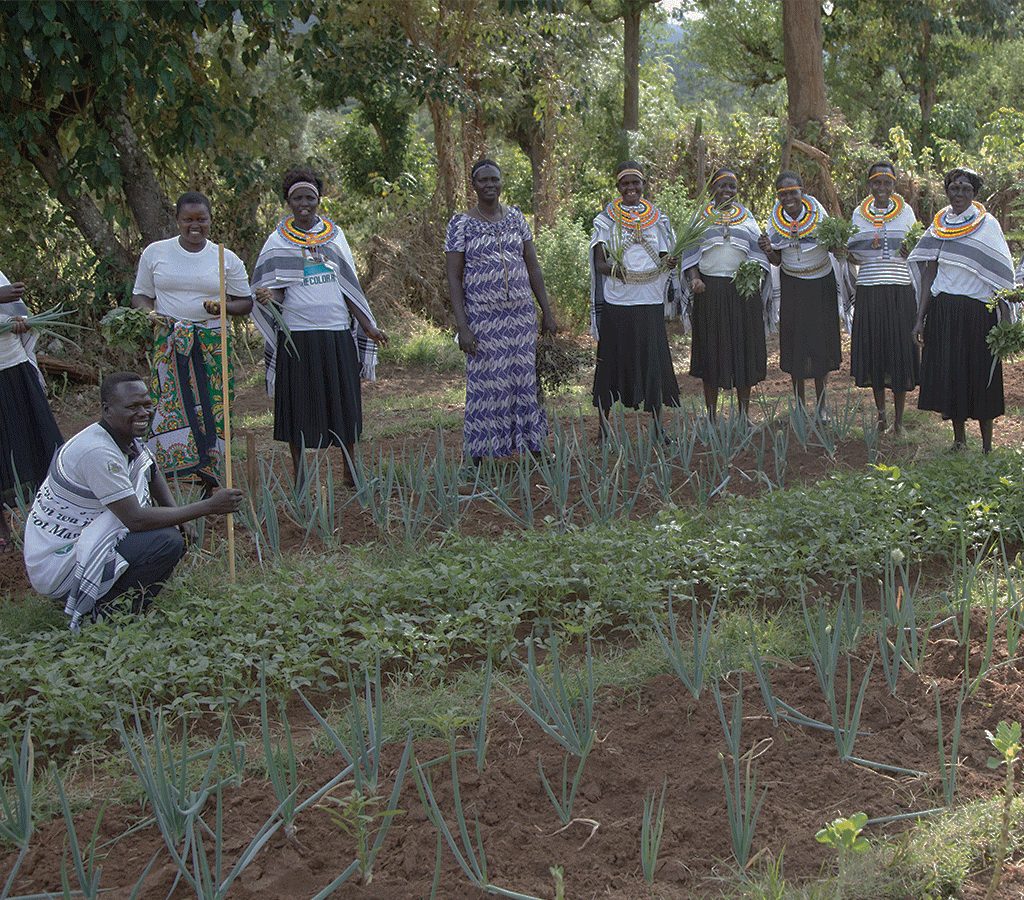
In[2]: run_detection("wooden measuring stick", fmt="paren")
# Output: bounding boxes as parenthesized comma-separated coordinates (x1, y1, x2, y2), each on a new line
(218, 243, 236, 582)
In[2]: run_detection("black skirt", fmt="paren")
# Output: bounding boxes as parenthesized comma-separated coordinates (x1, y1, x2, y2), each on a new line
(274, 329, 363, 447)
(779, 270, 842, 379)
(592, 303, 680, 412)
(918, 292, 1003, 421)
(689, 274, 767, 389)
(850, 282, 919, 391)
(0, 361, 63, 495)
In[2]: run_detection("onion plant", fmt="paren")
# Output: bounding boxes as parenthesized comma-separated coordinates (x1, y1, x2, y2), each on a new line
(538, 740, 592, 826)
(712, 678, 767, 872)
(0, 722, 34, 899)
(259, 663, 299, 839)
(53, 767, 105, 899)
(936, 680, 967, 806)
(300, 658, 386, 794)
(651, 591, 718, 699)
(473, 656, 493, 773)
(507, 633, 595, 757)
(640, 779, 669, 883)
(413, 737, 542, 900)
(314, 732, 413, 892)
(772, 428, 789, 488)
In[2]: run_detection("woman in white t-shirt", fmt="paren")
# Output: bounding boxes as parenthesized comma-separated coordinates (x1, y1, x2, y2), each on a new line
(0, 270, 63, 551)
(131, 191, 252, 488)
(251, 169, 387, 486)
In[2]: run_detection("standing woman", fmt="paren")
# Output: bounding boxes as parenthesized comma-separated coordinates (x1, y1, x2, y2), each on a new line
(846, 162, 920, 434)
(590, 161, 680, 434)
(909, 167, 1014, 452)
(252, 169, 388, 485)
(681, 167, 771, 422)
(758, 172, 843, 414)
(132, 192, 252, 489)
(0, 270, 63, 551)
(445, 159, 556, 461)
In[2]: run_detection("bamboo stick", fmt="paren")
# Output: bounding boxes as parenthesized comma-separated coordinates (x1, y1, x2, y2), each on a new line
(218, 243, 236, 582)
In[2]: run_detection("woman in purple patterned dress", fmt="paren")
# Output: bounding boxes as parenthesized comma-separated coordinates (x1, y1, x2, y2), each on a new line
(445, 159, 557, 462)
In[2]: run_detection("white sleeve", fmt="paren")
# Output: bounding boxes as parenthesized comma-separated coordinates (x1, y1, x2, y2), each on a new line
(224, 249, 252, 296)
(133, 245, 156, 298)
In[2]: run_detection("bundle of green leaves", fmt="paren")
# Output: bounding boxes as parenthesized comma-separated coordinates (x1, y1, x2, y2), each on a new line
(732, 260, 763, 299)
(816, 216, 856, 253)
(986, 320, 1024, 363)
(99, 307, 153, 352)
(902, 220, 925, 253)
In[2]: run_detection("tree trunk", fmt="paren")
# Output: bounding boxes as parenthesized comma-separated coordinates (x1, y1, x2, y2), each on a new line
(917, 16, 935, 145)
(782, 0, 828, 131)
(428, 99, 462, 215)
(460, 89, 488, 202)
(28, 132, 134, 274)
(100, 106, 177, 244)
(623, 5, 641, 132)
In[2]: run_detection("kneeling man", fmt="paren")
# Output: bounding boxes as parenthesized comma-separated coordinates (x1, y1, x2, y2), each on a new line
(24, 372, 242, 630)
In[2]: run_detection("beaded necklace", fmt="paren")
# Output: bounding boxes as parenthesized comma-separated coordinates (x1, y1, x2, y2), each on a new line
(702, 202, 748, 226)
(276, 215, 338, 248)
(859, 193, 904, 226)
(606, 198, 660, 232)
(932, 201, 986, 240)
(859, 194, 906, 249)
(770, 197, 819, 240)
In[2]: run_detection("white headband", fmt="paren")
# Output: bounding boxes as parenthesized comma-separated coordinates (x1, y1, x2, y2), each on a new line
(286, 180, 320, 199)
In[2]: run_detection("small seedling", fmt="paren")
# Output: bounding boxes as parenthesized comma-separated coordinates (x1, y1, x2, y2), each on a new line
(984, 721, 1022, 900)
(815, 811, 869, 890)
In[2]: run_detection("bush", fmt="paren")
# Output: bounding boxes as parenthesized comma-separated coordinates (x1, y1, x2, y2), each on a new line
(535, 213, 592, 332)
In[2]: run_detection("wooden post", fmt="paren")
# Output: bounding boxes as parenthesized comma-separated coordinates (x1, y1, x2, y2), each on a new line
(218, 243, 236, 582)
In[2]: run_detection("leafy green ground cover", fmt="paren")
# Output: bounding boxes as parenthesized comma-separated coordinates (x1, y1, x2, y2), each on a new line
(2, 450, 1021, 760)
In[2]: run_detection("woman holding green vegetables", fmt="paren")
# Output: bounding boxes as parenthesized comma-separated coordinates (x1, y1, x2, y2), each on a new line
(0, 269, 63, 552)
(590, 161, 679, 435)
(846, 161, 920, 435)
(131, 191, 252, 489)
(908, 167, 1014, 453)
(758, 172, 844, 416)
(681, 168, 771, 423)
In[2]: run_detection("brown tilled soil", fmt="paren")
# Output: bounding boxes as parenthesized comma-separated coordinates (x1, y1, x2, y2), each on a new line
(5, 612, 1024, 898)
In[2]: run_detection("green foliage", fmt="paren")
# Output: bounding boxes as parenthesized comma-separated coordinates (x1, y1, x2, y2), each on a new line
(534, 214, 592, 330)
(99, 306, 152, 353)
(732, 259, 763, 299)
(816, 812, 869, 855)
(3, 450, 1024, 758)
(816, 216, 856, 254)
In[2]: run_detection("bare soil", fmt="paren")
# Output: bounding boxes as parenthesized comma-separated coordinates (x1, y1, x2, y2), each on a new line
(5, 615, 1024, 898)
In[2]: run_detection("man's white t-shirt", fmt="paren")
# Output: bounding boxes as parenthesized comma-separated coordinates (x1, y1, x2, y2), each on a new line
(133, 238, 251, 322)
(24, 423, 152, 596)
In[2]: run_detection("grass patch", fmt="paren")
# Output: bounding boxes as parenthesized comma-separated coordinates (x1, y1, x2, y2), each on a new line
(379, 321, 465, 372)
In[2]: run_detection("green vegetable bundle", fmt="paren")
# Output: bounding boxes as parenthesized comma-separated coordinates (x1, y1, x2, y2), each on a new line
(902, 220, 925, 253)
(99, 306, 153, 351)
(732, 260, 763, 299)
(667, 186, 712, 260)
(986, 285, 1024, 312)
(0, 305, 86, 347)
(535, 335, 591, 395)
(815, 216, 856, 253)
(986, 319, 1024, 384)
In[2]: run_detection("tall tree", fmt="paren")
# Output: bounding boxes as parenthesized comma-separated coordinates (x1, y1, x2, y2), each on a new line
(0, 0, 291, 273)
(580, 0, 660, 132)
(782, 0, 827, 132)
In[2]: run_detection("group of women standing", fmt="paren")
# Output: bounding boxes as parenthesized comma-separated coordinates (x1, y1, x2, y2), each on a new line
(0, 157, 1019, 547)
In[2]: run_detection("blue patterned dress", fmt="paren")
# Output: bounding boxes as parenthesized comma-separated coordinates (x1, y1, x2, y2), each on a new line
(445, 207, 547, 457)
